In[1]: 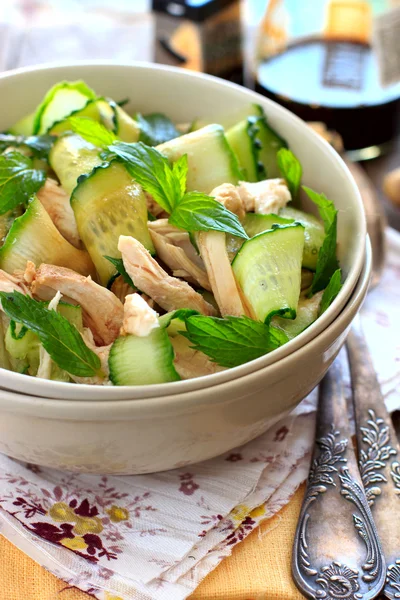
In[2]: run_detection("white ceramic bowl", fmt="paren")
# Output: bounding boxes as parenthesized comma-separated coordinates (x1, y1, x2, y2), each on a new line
(0, 240, 371, 473)
(0, 62, 368, 472)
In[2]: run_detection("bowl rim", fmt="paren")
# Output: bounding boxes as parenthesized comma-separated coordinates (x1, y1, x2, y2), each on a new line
(0, 237, 372, 418)
(0, 61, 367, 400)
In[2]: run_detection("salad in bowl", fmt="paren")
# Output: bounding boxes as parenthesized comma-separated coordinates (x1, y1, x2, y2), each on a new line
(0, 80, 342, 387)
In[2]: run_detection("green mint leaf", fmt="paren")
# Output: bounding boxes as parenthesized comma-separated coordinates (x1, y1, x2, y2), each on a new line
(137, 112, 181, 146)
(0, 291, 101, 377)
(104, 256, 136, 290)
(319, 269, 342, 315)
(311, 214, 339, 293)
(172, 154, 188, 199)
(303, 186, 336, 232)
(277, 148, 302, 199)
(169, 192, 249, 239)
(303, 186, 340, 294)
(181, 315, 288, 367)
(0, 151, 45, 215)
(0, 133, 56, 158)
(109, 141, 181, 213)
(68, 116, 117, 148)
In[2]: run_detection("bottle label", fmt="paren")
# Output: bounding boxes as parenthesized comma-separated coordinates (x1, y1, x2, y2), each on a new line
(372, 5, 400, 86)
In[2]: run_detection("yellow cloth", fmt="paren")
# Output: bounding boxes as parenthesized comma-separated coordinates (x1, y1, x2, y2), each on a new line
(0, 485, 305, 600)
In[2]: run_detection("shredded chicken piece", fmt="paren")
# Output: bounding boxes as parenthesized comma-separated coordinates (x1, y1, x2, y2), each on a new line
(0, 269, 31, 297)
(238, 179, 291, 214)
(110, 277, 136, 303)
(150, 229, 211, 291)
(197, 231, 246, 317)
(121, 293, 160, 337)
(69, 328, 111, 385)
(148, 219, 205, 269)
(23, 261, 36, 285)
(31, 264, 123, 345)
(210, 182, 246, 221)
(36, 291, 62, 380)
(118, 235, 216, 316)
(171, 336, 225, 380)
(36, 178, 81, 248)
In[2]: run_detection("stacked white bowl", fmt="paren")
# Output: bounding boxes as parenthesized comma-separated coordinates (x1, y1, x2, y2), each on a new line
(0, 64, 368, 474)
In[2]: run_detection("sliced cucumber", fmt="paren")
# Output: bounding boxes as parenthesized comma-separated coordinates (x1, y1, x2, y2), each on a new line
(0, 206, 23, 245)
(109, 327, 180, 385)
(157, 124, 240, 193)
(112, 103, 140, 142)
(98, 99, 117, 131)
(49, 134, 102, 195)
(256, 117, 288, 179)
(33, 81, 97, 134)
(244, 213, 293, 238)
(5, 323, 40, 375)
(0, 195, 95, 276)
(280, 207, 325, 271)
(71, 161, 155, 285)
(226, 113, 287, 182)
(8, 112, 35, 136)
(226, 117, 262, 182)
(0, 317, 11, 370)
(58, 302, 84, 332)
(49, 99, 101, 135)
(232, 223, 305, 323)
(272, 291, 323, 340)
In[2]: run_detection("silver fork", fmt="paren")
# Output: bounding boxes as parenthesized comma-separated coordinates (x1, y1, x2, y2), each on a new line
(292, 357, 386, 599)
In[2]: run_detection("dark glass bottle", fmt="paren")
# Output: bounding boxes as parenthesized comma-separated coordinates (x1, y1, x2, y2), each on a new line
(152, 0, 244, 85)
(253, 0, 400, 160)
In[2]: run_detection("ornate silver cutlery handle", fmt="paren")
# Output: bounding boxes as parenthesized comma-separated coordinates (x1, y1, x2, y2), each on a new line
(292, 357, 386, 600)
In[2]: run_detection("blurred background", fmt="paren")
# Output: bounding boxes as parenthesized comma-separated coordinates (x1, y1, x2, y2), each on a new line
(0, 0, 399, 227)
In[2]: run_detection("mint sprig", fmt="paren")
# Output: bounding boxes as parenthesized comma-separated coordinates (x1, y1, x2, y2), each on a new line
(0, 292, 101, 377)
(181, 315, 288, 367)
(0, 151, 45, 215)
(319, 269, 342, 315)
(303, 186, 339, 294)
(70, 121, 249, 239)
(277, 148, 302, 199)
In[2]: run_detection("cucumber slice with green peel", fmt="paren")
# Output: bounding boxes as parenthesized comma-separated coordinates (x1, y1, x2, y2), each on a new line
(113, 103, 140, 142)
(0, 195, 95, 276)
(0, 317, 11, 370)
(97, 99, 117, 131)
(109, 327, 180, 385)
(256, 117, 288, 179)
(33, 81, 97, 134)
(226, 118, 262, 182)
(0, 206, 24, 246)
(5, 323, 40, 375)
(49, 134, 102, 195)
(280, 207, 325, 271)
(71, 161, 155, 285)
(244, 213, 293, 238)
(272, 291, 323, 340)
(157, 124, 240, 193)
(48, 99, 101, 135)
(232, 223, 305, 323)
(58, 302, 84, 332)
(8, 112, 35, 136)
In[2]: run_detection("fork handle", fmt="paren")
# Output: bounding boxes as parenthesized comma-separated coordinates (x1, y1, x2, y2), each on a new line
(292, 357, 385, 600)
(347, 318, 400, 599)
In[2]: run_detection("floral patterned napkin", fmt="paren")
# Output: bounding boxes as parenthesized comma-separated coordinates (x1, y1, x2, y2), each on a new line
(0, 229, 399, 600)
